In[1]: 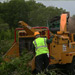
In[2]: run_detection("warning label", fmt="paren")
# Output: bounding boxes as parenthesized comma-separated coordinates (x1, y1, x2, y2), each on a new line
(63, 44, 67, 51)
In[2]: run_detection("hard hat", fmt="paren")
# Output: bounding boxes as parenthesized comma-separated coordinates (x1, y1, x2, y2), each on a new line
(34, 31, 40, 36)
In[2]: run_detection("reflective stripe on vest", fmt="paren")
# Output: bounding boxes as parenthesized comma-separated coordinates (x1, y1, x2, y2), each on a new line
(33, 37, 49, 56)
(34, 38, 47, 51)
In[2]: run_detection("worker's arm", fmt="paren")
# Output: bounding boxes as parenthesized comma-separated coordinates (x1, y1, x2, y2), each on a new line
(47, 36, 54, 44)
(32, 44, 35, 55)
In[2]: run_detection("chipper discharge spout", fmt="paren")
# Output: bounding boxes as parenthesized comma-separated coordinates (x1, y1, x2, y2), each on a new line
(57, 13, 68, 35)
(19, 21, 36, 35)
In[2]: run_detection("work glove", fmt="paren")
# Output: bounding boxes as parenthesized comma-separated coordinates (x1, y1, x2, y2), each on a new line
(50, 35, 54, 38)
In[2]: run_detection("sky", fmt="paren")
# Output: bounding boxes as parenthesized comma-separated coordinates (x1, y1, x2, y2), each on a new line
(0, 0, 75, 16)
(36, 1, 75, 16)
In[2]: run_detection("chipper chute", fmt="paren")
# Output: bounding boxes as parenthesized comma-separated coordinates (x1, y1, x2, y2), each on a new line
(3, 21, 36, 61)
(3, 42, 19, 61)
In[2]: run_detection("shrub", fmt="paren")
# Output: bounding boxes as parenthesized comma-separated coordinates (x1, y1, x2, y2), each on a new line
(0, 50, 33, 75)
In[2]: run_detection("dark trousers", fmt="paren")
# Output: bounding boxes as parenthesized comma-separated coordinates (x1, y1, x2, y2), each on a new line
(35, 53, 49, 74)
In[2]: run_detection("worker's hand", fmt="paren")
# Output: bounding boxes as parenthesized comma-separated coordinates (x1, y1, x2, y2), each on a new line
(47, 53, 49, 58)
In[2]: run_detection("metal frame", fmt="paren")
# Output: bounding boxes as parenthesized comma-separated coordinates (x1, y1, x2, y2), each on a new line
(14, 27, 51, 62)
(14, 28, 24, 43)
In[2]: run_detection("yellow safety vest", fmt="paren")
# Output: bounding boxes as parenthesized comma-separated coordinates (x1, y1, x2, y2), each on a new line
(33, 37, 49, 56)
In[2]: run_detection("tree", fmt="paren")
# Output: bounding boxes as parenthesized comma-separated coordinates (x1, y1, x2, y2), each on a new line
(0, 0, 66, 28)
(28, 6, 66, 27)
(0, 0, 29, 28)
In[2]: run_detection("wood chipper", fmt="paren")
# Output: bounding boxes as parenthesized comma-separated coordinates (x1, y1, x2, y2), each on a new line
(3, 21, 50, 61)
(3, 13, 75, 75)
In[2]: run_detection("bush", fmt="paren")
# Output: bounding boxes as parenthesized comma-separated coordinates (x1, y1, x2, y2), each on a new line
(11, 28, 14, 39)
(4, 29, 11, 40)
(0, 39, 14, 56)
(0, 28, 15, 41)
(0, 50, 33, 75)
(0, 30, 5, 40)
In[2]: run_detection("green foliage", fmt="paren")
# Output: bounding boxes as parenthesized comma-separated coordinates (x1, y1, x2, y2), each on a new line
(0, 0, 67, 75)
(0, 28, 14, 56)
(0, 0, 66, 28)
(0, 18, 4, 24)
(28, 6, 66, 27)
(0, 23, 9, 30)
(0, 40, 14, 56)
(0, 0, 29, 28)
(0, 50, 33, 75)
(11, 28, 14, 39)
(0, 48, 57, 75)
(0, 29, 14, 40)
(5, 29, 11, 40)
(0, 30, 5, 40)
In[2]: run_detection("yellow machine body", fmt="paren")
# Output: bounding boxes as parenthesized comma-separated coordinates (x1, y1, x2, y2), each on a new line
(3, 42, 19, 61)
(3, 13, 75, 71)
(49, 14, 75, 65)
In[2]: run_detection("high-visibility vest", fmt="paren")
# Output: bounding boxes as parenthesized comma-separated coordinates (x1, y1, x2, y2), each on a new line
(33, 37, 49, 56)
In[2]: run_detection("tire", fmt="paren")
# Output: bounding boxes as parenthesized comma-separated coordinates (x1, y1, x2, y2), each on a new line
(68, 57, 75, 75)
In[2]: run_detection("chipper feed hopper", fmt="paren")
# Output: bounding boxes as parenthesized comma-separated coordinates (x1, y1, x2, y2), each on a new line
(3, 21, 50, 62)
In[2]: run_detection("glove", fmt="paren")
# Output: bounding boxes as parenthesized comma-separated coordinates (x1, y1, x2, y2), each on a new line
(50, 35, 54, 38)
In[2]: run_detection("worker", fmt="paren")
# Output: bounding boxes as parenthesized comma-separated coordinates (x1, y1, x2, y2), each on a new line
(32, 31, 53, 74)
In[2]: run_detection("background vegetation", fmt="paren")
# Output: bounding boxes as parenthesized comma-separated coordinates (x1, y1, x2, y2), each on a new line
(0, 0, 66, 56)
(0, 0, 74, 75)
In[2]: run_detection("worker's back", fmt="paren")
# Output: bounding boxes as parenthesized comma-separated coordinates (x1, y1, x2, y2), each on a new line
(33, 37, 49, 56)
